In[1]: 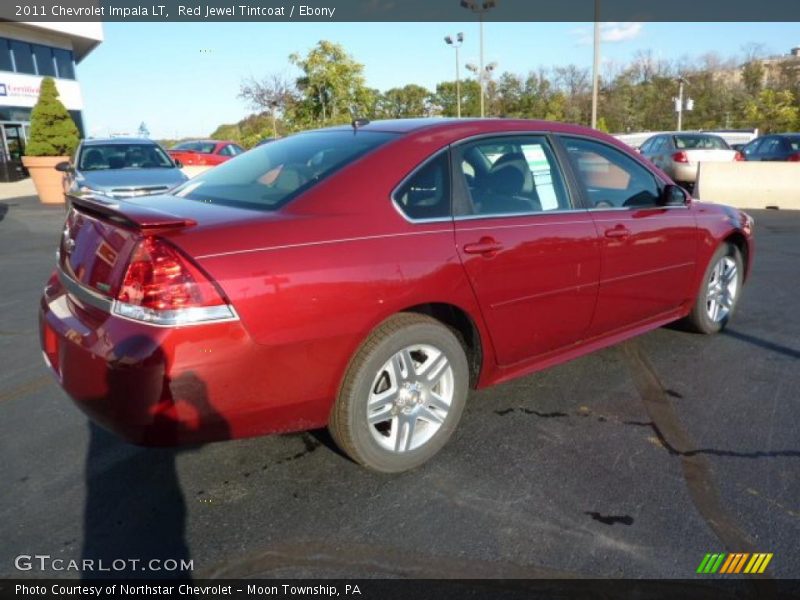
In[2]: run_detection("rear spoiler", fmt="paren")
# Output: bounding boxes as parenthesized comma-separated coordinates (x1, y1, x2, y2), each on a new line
(68, 193, 197, 231)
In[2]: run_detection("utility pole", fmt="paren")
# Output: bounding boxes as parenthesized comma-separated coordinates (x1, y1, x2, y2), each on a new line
(591, 0, 600, 129)
(445, 33, 464, 117)
(461, 1, 496, 118)
(677, 77, 685, 131)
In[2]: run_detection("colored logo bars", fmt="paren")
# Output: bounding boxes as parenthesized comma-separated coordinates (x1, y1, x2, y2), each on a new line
(697, 553, 773, 574)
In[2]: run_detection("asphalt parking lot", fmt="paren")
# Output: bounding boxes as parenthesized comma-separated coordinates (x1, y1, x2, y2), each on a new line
(0, 193, 797, 580)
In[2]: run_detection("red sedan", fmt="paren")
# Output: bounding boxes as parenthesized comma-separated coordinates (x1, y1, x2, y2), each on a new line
(167, 140, 245, 167)
(40, 119, 754, 472)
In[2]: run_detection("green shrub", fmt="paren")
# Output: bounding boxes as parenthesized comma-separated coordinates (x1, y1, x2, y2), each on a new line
(25, 77, 80, 157)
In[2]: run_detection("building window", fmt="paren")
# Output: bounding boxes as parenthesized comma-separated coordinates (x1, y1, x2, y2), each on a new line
(0, 37, 76, 79)
(32, 44, 56, 77)
(10, 41, 35, 75)
(53, 48, 75, 79)
(0, 38, 12, 72)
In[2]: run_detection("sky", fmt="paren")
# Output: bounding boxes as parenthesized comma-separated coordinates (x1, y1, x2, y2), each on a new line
(75, 22, 800, 139)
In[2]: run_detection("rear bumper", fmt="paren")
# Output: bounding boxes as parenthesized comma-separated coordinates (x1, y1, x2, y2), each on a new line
(671, 162, 700, 183)
(39, 271, 329, 445)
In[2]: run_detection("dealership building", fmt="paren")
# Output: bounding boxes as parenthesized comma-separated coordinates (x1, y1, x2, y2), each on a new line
(0, 22, 102, 179)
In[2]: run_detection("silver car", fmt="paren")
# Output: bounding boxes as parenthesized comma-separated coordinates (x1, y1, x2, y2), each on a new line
(639, 133, 741, 188)
(57, 138, 188, 199)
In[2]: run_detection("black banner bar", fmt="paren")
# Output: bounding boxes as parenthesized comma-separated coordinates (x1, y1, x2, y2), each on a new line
(2, 579, 800, 600)
(3, 0, 800, 23)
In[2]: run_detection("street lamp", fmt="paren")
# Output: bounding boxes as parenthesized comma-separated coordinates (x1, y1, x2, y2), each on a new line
(591, 0, 600, 129)
(466, 61, 497, 116)
(444, 32, 464, 118)
(460, 0, 497, 117)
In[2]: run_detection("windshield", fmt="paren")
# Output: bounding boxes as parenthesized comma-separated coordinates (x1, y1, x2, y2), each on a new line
(172, 141, 217, 153)
(673, 135, 730, 150)
(79, 143, 174, 171)
(172, 130, 398, 211)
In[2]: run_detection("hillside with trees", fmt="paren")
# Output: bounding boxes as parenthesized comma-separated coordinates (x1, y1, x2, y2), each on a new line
(212, 40, 800, 147)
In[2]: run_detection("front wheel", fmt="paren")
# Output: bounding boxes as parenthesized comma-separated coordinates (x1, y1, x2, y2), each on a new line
(329, 313, 469, 473)
(683, 243, 743, 334)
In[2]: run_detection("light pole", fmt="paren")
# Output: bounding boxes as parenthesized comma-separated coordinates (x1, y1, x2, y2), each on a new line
(466, 61, 497, 116)
(591, 0, 600, 129)
(675, 76, 691, 131)
(444, 32, 464, 118)
(460, 0, 497, 117)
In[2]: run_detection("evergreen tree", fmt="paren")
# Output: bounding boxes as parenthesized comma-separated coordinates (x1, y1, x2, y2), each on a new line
(26, 77, 80, 157)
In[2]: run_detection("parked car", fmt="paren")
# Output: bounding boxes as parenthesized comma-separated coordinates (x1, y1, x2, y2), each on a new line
(40, 119, 754, 473)
(740, 133, 800, 161)
(167, 140, 245, 166)
(56, 138, 188, 199)
(639, 132, 743, 188)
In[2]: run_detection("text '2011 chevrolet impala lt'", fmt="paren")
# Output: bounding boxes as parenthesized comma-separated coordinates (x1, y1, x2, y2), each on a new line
(40, 119, 754, 472)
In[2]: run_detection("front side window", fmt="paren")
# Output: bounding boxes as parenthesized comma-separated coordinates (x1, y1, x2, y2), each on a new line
(562, 137, 661, 209)
(173, 130, 397, 211)
(455, 136, 570, 217)
(393, 151, 451, 221)
(78, 144, 174, 171)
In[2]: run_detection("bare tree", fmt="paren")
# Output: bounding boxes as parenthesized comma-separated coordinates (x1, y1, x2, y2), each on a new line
(239, 73, 298, 136)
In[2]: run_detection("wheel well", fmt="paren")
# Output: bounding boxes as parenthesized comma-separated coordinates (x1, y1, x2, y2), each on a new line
(724, 231, 750, 280)
(403, 303, 483, 388)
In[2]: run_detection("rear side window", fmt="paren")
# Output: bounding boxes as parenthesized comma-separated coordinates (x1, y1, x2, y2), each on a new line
(454, 136, 570, 217)
(393, 152, 451, 220)
(562, 137, 660, 209)
(173, 130, 397, 211)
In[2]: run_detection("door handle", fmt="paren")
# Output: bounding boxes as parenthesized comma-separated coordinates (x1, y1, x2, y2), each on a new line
(604, 225, 631, 239)
(463, 236, 503, 256)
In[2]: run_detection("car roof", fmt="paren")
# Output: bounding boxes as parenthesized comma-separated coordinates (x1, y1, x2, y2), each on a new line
(306, 117, 603, 137)
(83, 137, 157, 145)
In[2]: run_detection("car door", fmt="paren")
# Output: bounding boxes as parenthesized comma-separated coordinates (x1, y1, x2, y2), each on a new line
(558, 135, 697, 337)
(755, 136, 781, 161)
(452, 135, 600, 366)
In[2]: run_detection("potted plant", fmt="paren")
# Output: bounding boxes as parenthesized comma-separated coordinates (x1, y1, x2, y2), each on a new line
(22, 77, 80, 204)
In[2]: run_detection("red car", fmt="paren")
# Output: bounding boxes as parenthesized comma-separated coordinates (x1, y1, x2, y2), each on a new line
(167, 140, 245, 167)
(40, 119, 754, 472)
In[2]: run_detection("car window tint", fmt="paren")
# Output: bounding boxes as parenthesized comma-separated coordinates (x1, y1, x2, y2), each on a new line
(219, 145, 235, 156)
(562, 137, 660, 209)
(174, 130, 397, 212)
(456, 137, 569, 217)
(760, 138, 780, 154)
(78, 144, 174, 171)
(639, 138, 654, 153)
(673, 135, 730, 150)
(787, 137, 800, 152)
(394, 152, 451, 220)
(173, 141, 216, 153)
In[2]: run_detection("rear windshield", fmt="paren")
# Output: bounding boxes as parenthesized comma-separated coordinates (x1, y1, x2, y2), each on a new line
(172, 130, 398, 211)
(787, 136, 800, 151)
(673, 135, 730, 150)
(79, 143, 174, 171)
(172, 141, 217, 153)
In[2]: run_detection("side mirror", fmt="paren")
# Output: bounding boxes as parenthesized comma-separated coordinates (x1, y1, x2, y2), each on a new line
(174, 159, 183, 168)
(55, 161, 72, 172)
(660, 184, 689, 207)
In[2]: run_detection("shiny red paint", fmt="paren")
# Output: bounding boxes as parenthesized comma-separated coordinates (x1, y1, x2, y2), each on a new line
(40, 119, 754, 446)
(167, 140, 243, 167)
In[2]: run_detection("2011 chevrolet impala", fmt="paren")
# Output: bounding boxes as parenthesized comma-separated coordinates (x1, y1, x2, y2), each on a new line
(39, 119, 754, 472)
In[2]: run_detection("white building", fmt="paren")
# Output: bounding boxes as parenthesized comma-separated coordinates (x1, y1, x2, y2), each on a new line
(0, 22, 103, 177)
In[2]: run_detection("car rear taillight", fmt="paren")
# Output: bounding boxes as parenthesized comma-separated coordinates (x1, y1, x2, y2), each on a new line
(113, 237, 236, 326)
(734, 152, 745, 161)
(672, 151, 689, 163)
(788, 152, 800, 162)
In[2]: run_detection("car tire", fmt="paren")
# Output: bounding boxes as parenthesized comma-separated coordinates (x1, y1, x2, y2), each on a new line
(329, 313, 469, 473)
(683, 243, 743, 334)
